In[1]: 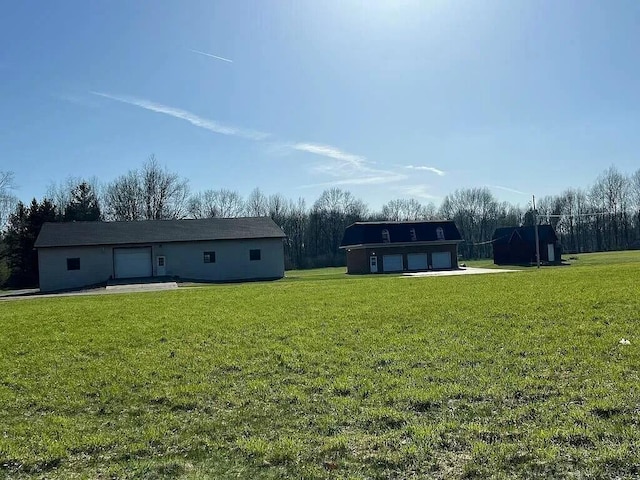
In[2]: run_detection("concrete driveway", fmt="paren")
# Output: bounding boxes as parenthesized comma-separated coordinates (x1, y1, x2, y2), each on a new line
(0, 282, 178, 301)
(105, 282, 178, 293)
(0, 288, 40, 298)
(403, 267, 520, 278)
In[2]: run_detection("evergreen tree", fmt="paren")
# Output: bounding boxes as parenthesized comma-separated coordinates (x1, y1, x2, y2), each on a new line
(64, 182, 101, 221)
(4, 199, 57, 287)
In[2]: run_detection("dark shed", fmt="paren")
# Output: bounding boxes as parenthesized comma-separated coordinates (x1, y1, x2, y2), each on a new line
(492, 225, 562, 265)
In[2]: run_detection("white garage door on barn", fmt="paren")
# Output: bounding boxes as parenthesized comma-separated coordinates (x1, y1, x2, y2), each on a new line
(431, 251, 452, 269)
(114, 247, 152, 279)
(383, 254, 403, 272)
(407, 253, 428, 270)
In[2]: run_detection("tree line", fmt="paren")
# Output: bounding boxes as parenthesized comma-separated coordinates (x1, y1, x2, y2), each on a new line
(1, 157, 639, 287)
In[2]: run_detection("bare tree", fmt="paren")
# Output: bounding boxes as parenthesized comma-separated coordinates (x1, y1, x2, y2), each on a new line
(283, 197, 307, 268)
(422, 201, 438, 220)
(268, 193, 290, 226)
(602, 166, 629, 249)
(496, 202, 522, 228)
(104, 170, 144, 221)
(631, 169, 640, 208)
(439, 187, 499, 258)
(309, 188, 367, 260)
(246, 188, 268, 217)
(46, 176, 80, 216)
(556, 189, 577, 252)
(188, 189, 244, 218)
(104, 156, 189, 221)
(537, 195, 563, 229)
(631, 169, 640, 238)
(215, 189, 245, 218)
(0, 171, 18, 231)
(586, 167, 630, 250)
(381, 198, 433, 221)
(141, 155, 190, 219)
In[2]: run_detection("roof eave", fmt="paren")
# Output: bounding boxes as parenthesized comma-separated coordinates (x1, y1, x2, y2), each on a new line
(340, 240, 463, 249)
(35, 234, 287, 249)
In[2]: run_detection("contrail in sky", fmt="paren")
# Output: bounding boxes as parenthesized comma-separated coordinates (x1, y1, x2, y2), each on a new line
(404, 165, 446, 176)
(90, 92, 268, 140)
(489, 185, 528, 195)
(189, 49, 234, 63)
(92, 92, 412, 188)
(291, 143, 365, 167)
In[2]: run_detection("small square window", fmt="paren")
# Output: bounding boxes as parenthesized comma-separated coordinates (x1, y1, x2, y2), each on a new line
(250, 249, 261, 261)
(67, 258, 80, 270)
(204, 251, 216, 263)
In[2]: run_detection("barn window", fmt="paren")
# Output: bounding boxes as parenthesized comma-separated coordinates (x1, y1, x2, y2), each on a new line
(436, 227, 445, 240)
(203, 251, 216, 263)
(67, 258, 80, 270)
(382, 229, 391, 243)
(250, 249, 261, 261)
(410, 228, 417, 241)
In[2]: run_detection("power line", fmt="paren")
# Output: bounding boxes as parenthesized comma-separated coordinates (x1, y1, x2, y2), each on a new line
(466, 233, 511, 246)
(542, 212, 609, 218)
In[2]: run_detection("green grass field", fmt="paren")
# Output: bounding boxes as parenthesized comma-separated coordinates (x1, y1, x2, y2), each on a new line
(1, 252, 639, 478)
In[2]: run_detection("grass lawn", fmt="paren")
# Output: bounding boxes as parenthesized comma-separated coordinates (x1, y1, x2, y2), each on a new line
(1, 253, 639, 478)
(284, 266, 348, 281)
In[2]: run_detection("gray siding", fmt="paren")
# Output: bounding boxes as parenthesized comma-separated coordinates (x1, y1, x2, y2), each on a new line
(156, 238, 284, 281)
(38, 238, 285, 292)
(38, 245, 114, 292)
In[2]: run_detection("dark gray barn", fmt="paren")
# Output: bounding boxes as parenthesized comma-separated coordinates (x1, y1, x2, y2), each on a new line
(492, 225, 562, 265)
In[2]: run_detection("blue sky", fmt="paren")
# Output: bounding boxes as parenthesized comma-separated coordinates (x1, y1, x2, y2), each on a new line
(1, 0, 639, 210)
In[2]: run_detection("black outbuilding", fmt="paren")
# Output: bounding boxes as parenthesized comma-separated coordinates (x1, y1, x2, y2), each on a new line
(492, 225, 562, 265)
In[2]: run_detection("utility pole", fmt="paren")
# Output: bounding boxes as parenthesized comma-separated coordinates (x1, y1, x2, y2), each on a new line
(533, 195, 540, 269)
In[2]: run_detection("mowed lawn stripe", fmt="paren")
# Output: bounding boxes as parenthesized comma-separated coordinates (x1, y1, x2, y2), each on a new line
(1, 258, 639, 478)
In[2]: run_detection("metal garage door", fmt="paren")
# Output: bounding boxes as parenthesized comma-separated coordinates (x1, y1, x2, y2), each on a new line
(114, 247, 152, 279)
(432, 251, 452, 269)
(407, 253, 428, 270)
(383, 254, 403, 272)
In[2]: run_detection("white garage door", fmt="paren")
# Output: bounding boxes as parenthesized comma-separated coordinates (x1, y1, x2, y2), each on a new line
(383, 254, 403, 272)
(432, 251, 452, 269)
(407, 253, 428, 270)
(114, 247, 152, 279)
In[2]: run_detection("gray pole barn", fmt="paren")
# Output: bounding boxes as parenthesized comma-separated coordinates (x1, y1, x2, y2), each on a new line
(34, 217, 286, 292)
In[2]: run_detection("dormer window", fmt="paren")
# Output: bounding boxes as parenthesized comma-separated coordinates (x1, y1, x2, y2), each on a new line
(382, 229, 391, 243)
(436, 227, 445, 240)
(410, 228, 417, 241)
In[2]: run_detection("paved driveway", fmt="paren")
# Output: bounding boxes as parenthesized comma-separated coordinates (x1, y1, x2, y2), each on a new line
(0, 288, 40, 298)
(0, 282, 178, 301)
(403, 267, 520, 278)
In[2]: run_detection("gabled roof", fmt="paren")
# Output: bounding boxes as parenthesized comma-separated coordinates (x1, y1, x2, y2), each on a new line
(340, 221, 462, 248)
(492, 225, 557, 246)
(35, 217, 286, 248)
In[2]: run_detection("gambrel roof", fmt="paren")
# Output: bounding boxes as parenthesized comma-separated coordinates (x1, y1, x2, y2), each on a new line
(340, 221, 462, 248)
